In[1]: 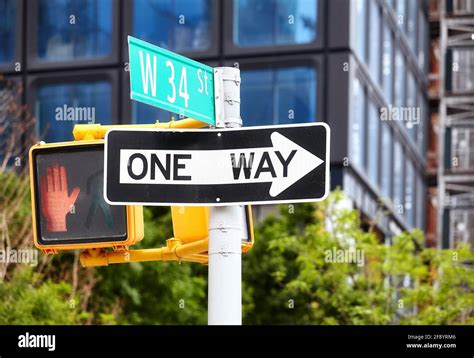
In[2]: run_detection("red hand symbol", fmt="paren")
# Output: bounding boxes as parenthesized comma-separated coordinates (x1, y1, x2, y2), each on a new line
(40, 163, 80, 232)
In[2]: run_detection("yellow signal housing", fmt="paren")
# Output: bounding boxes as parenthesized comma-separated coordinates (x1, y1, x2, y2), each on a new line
(29, 140, 144, 253)
(242, 205, 255, 253)
(171, 206, 209, 244)
(171, 205, 254, 252)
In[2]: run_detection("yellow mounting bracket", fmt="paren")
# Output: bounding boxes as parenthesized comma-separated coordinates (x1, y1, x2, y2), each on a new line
(80, 237, 209, 267)
(73, 118, 208, 140)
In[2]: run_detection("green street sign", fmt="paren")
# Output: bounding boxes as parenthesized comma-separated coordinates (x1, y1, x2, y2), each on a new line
(128, 36, 215, 125)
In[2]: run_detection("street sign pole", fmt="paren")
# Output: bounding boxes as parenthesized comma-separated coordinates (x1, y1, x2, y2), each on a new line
(208, 67, 242, 325)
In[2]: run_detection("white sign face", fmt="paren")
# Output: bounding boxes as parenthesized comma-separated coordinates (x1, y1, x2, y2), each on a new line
(105, 123, 330, 206)
(118, 132, 323, 198)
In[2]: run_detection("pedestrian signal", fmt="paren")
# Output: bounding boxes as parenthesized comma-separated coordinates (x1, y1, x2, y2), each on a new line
(29, 141, 143, 252)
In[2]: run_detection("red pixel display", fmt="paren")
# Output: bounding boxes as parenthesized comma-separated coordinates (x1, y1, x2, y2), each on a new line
(40, 163, 80, 232)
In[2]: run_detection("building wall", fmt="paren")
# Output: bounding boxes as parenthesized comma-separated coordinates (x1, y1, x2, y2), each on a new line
(0, 0, 430, 236)
(428, 0, 474, 249)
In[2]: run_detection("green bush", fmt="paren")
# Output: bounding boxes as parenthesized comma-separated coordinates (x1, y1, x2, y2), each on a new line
(243, 191, 474, 325)
(0, 267, 80, 324)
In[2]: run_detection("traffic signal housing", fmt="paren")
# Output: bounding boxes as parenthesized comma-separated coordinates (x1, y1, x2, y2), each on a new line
(29, 140, 144, 253)
(171, 205, 254, 252)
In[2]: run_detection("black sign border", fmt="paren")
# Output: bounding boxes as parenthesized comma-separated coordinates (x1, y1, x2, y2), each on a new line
(104, 123, 330, 206)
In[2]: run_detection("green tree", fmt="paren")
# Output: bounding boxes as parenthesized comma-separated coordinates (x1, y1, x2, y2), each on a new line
(0, 267, 83, 324)
(243, 191, 474, 325)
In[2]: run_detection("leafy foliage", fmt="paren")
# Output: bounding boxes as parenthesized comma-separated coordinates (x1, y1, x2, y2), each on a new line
(1, 168, 473, 326)
(0, 267, 80, 324)
(243, 192, 474, 325)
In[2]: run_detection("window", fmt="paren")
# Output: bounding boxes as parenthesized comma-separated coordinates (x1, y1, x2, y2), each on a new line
(383, 22, 394, 104)
(132, 102, 184, 124)
(392, 139, 404, 211)
(367, 100, 379, 185)
(404, 160, 415, 228)
(417, 11, 427, 71)
(133, 0, 212, 53)
(415, 173, 425, 229)
(416, 92, 427, 154)
(452, 128, 474, 171)
(0, 77, 22, 166)
(233, 0, 317, 47)
(396, 0, 406, 32)
(405, 71, 416, 140)
(240, 66, 316, 126)
(394, 49, 406, 108)
(381, 123, 392, 199)
(0, 0, 16, 64)
(351, 77, 366, 169)
(353, 0, 367, 63)
(450, 210, 474, 248)
(451, 49, 474, 93)
(369, 0, 381, 84)
(450, 0, 474, 15)
(37, 0, 113, 62)
(35, 81, 112, 142)
(385, 0, 395, 9)
(406, 0, 417, 53)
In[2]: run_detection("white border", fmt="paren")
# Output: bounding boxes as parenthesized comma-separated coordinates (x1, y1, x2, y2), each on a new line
(103, 122, 331, 206)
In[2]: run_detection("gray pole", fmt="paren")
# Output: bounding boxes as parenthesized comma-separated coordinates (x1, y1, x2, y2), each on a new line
(208, 67, 243, 325)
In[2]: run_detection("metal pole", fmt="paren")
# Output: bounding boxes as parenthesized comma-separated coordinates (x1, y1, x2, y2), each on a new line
(208, 67, 242, 325)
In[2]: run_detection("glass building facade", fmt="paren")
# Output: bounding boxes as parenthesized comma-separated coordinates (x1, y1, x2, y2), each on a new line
(0, 0, 429, 237)
(347, 0, 429, 235)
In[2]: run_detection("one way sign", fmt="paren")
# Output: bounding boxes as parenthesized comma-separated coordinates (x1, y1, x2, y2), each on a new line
(104, 123, 330, 206)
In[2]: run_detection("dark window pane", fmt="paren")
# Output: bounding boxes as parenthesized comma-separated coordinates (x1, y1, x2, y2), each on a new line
(133, 0, 212, 53)
(405, 71, 417, 140)
(241, 66, 316, 126)
(451, 48, 474, 93)
(0, 0, 16, 64)
(452, 128, 474, 171)
(383, 23, 394, 104)
(369, 0, 381, 84)
(407, 0, 417, 53)
(353, 0, 367, 62)
(415, 173, 425, 229)
(393, 139, 404, 210)
(394, 48, 406, 107)
(37, 0, 113, 61)
(0, 78, 23, 166)
(418, 10, 427, 71)
(450, 0, 474, 14)
(234, 0, 317, 47)
(385, 0, 395, 9)
(451, 210, 474, 248)
(367, 100, 379, 185)
(35, 81, 112, 142)
(381, 123, 392, 198)
(132, 101, 185, 124)
(405, 160, 415, 227)
(396, 0, 406, 32)
(416, 93, 427, 154)
(351, 77, 365, 169)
